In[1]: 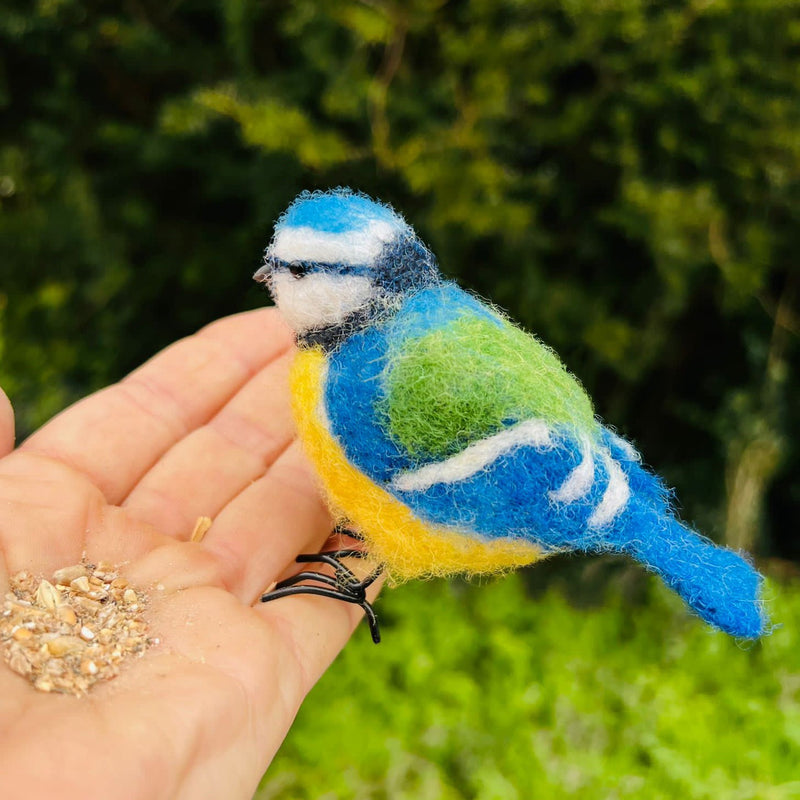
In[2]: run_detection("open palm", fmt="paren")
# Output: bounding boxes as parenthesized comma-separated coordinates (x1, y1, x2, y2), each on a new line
(0, 309, 373, 800)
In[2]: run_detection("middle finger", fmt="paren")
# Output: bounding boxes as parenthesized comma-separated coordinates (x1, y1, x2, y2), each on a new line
(121, 351, 295, 538)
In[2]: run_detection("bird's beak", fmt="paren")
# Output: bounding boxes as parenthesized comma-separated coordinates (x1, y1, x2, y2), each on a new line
(253, 261, 272, 284)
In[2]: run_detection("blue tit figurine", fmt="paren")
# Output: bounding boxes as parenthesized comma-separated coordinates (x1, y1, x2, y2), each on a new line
(256, 188, 766, 643)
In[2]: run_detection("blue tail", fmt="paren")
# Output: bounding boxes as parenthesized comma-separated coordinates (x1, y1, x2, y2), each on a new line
(624, 513, 766, 638)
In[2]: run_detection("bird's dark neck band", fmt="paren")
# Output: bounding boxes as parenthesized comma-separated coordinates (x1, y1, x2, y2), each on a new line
(297, 306, 377, 352)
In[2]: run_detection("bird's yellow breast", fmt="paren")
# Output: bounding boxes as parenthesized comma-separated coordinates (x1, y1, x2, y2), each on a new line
(290, 346, 543, 581)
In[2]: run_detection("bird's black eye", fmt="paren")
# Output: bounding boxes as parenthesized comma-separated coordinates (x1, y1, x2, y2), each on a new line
(288, 262, 309, 278)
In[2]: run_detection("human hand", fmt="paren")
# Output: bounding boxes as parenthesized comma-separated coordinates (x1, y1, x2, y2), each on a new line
(0, 309, 376, 799)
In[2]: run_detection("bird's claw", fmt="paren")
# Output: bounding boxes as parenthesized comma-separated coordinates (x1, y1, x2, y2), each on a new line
(260, 544, 383, 644)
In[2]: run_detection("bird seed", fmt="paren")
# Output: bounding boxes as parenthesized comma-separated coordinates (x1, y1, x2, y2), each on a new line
(0, 562, 155, 696)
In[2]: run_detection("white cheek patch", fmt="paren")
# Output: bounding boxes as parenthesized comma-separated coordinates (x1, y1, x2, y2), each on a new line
(269, 220, 402, 266)
(272, 271, 376, 333)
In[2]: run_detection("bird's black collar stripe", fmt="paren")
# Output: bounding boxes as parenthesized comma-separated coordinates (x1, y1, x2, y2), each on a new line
(297, 306, 376, 352)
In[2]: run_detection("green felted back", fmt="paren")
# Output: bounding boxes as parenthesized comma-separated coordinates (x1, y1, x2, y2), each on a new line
(381, 314, 597, 459)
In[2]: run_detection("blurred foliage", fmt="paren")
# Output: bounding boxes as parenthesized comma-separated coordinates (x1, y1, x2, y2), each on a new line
(258, 573, 800, 799)
(1, 0, 797, 557)
(2, 2, 798, 796)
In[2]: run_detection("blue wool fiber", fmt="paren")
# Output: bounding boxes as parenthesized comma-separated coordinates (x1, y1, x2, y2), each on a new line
(278, 188, 404, 234)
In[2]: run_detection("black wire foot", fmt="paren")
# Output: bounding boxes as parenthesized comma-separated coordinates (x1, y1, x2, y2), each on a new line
(261, 543, 383, 643)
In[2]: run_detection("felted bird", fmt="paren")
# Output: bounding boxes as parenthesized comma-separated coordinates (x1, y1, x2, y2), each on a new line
(255, 188, 766, 643)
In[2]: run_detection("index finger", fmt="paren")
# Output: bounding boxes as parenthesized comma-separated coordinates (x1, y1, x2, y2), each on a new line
(0, 387, 14, 458)
(21, 308, 291, 504)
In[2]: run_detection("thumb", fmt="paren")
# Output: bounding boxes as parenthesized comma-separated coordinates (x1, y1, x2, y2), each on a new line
(0, 387, 15, 457)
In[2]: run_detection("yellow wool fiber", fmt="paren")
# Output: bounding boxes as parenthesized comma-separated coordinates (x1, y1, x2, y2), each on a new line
(290, 347, 545, 581)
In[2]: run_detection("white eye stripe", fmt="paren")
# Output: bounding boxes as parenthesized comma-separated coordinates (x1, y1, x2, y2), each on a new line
(271, 272, 376, 333)
(269, 220, 404, 266)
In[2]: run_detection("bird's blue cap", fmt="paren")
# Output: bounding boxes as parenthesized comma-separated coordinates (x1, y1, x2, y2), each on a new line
(276, 188, 408, 235)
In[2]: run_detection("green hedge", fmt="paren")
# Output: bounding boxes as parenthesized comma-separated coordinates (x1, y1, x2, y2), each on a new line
(259, 572, 800, 799)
